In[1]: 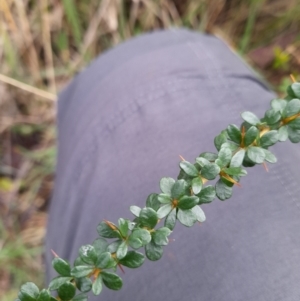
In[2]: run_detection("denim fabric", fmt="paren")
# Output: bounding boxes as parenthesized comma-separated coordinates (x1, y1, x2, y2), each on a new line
(46, 28, 300, 301)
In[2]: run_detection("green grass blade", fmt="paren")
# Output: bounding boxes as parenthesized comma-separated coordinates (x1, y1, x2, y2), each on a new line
(62, 0, 83, 47)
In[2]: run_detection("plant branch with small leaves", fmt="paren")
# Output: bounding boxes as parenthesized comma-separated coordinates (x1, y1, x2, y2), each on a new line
(16, 81, 300, 301)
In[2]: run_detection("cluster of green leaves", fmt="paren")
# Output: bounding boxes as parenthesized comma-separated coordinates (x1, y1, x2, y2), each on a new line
(16, 82, 300, 301)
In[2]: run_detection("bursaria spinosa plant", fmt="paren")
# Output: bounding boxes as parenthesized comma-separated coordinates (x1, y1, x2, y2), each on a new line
(16, 80, 300, 301)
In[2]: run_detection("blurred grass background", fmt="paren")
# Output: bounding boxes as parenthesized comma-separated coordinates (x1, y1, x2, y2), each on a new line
(0, 0, 300, 300)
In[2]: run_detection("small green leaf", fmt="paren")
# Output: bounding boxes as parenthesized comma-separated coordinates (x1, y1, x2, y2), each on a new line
(118, 218, 129, 238)
(92, 238, 108, 254)
(49, 277, 73, 291)
(197, 185, 216, 204)
(106, 239, 123, 255)
(92, 274, 102, 296)
(264, 108, 281, 125)
(171, 179, 189, 199)
(157, 203, 173, 219)
(164, 208, 176, 230)
(73, 256, 85, 267)
(70, 257, 83, 267)
(288, 117, 300, 130)
(200, 163, 220, 180)
(192, 177, 202, 194)
(129, 205, 141, 217)
(195, 157, 210, 167)
(72, 293, 88, 301)
(262, 149, 277, 163)
(215, 179, 233, 200)
(221, 141, 240, 152)
(160, 177, 175, 195)
(97, 221, 120, 239)
(177, 169, 191, 182)
(230, 149, 245, 167)
(278, 125, 289, 141)
(260, 130, 278, 148)
(247, 146, 266, 164)
(37, 289, 50, 301)
(146, 193, 161, 211)
(128, 228, 151, 249)
(283, 99, 300, 118)
(221, 141, 239, 152)
(285, 94, 293, 101)
(119, 251, 145, 268)
(177, 209, 197, 227)
(287, 83, 300, 98)
(242, 153, 256, 167)
(96, 252, 116, 269)
(241, 111, 260, 125)
(223, 167, 246, 176)
(79, 245, 97, 265)
(106, 239, 122, 253)
(20, 283, 39, 301)
(177, 196, 199, 210)
(191, 206, 206, 222)
(52, 258, 71, 277)
(244, 126, 259, 146)
(199, 152, 218, 161)
(214, 131, 227, 151)
(152, 227, 171, 246)
(288, 127, 300, 143)
(71, 266, 94, 278)
(158, 193, 172, 204)
(101, 272, 123, 290)
(116, 241, 128, 259)
(75, 277, 92, 293)
(227, 124, 242, 144)
(271, 99, 287, 113)
(18, 292, 26, 300)
(57, 282, 76, 301)
(179, 161, 199, 177)
(139, 207, 158, 229)
(216, 146, 232, 167)
(145, 240, 164, 261)
(128, 222, 136, 230)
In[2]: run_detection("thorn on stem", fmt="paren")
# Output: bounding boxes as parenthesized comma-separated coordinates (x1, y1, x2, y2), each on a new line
(51, 249, 59, 258)
(103, 219, 117, 230)
(118, 263, 125, 274)
(222, 174, 241, 187)
(179, 155, 186, 161)
(263, 162, 269, 172)
(290, 74, 296, 83)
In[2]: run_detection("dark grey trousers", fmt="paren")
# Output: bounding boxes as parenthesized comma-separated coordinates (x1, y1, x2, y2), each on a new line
(46, 28, 300, 301)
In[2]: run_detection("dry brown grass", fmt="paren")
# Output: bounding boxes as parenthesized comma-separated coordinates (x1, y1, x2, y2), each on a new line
(0, 0, 300, 299)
